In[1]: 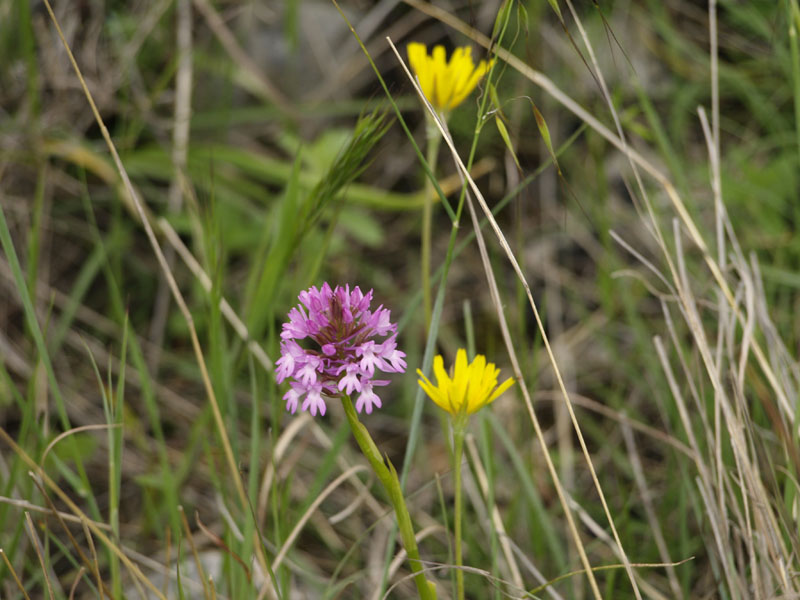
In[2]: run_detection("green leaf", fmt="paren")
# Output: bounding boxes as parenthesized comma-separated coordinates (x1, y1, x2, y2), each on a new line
(491, 0, 514, 38)
(337, 207, 384, 247)
(488, 82, 506, 120)
(495, 116, 520, 170)
(547, 0, 564, 21)
(531, 101, 561, 175)
(517, 1, 529, 30)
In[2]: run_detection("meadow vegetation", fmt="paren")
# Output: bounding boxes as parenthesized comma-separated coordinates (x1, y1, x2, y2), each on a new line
(1, 1, 800, 598)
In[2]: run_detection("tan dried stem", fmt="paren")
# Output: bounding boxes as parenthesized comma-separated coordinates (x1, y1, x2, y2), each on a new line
(179, 506, 211, 600)
(24, 512, 58, 600)
(0, 548, 32, 600)
(147, 0, 195, 373)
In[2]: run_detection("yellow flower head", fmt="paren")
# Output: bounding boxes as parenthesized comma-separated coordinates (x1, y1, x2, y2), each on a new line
(407, 43, 495, 112)
(417, 349, 514, 417)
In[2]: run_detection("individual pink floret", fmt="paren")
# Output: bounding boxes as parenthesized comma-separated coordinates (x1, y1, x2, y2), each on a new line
(380, 335, 407, 372)
(302, 382, 327, 416)
(356, 382, 386, 415)
(337, 363, 363, 395)
(283, 383, 303, 414)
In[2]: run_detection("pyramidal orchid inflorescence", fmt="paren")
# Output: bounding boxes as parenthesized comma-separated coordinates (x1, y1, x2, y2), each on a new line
(276, 283, 407, 416)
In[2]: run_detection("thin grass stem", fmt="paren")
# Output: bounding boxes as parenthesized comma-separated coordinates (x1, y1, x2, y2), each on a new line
(1, 548, 32, 600)
(422, 125, 442, 330)
(452, 423, 466, 600)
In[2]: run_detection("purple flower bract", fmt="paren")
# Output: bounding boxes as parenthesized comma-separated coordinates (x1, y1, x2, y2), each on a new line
(276, 283, 407, 416)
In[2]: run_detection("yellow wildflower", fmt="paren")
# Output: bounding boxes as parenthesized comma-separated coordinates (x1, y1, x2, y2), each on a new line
(407, 43, 495, 112)
(417, 349, 514, 417)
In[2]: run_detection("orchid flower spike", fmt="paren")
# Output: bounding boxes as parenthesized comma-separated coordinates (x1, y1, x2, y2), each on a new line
(276, 284, 406, 416)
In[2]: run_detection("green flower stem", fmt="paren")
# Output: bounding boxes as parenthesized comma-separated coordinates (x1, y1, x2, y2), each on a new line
(341, 394, 437, 600)
(422, 119, 443, 330)
(452, 420, 467, 600)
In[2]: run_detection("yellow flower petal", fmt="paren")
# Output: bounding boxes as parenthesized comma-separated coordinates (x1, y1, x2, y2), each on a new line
(450, 58, 495, 109)
(487, 377, 515, 404)
(408, 42, 433, 105)
(432, 354, 450, 388)
(416, 368, 441, 403)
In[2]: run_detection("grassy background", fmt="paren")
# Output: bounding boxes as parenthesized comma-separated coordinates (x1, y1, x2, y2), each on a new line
(1, 0, 799, 598)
